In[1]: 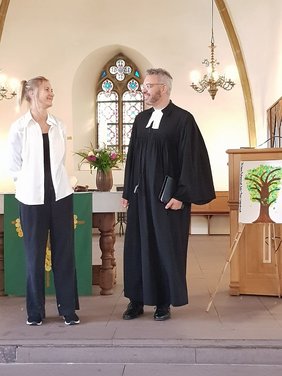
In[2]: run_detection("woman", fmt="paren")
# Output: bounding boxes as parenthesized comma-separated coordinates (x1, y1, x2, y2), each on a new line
(7, 76, 80, 326)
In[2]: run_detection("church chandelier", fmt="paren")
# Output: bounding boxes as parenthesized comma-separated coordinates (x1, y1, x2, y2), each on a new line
(190, 0, 235, 100)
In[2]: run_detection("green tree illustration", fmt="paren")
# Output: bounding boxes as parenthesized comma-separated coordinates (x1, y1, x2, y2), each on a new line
(244, 164, 282, 223)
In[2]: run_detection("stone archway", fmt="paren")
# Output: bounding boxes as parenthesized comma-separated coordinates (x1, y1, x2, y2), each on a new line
(0, 0, 10, 43)
(215, 0, 256, 147)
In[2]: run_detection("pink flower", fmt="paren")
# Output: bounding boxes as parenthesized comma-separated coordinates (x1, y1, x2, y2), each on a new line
(87, 155, 96, 162)
(110, 152, 117, 160)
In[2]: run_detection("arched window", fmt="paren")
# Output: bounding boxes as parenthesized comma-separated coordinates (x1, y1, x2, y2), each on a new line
(96, 55, 143, 157)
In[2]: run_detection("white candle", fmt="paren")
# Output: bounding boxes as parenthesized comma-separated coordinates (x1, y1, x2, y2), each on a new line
(190, 70, 201, 84)
(0, 73, 7, 88)
(9, 78, 19, 93)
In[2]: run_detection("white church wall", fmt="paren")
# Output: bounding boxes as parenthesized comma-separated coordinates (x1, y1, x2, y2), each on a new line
(0, 0, 281, 193)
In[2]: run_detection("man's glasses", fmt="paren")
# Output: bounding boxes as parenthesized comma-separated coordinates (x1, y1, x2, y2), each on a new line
(140, 83, 165, 91)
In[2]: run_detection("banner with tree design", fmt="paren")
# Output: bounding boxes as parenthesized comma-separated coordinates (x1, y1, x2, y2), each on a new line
(239, 160, 282, 224)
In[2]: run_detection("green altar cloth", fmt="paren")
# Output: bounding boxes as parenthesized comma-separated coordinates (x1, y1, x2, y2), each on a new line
(4, 193, 92, 296)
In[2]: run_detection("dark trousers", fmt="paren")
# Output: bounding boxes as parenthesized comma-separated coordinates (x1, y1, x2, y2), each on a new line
(19, 194, 79, 318)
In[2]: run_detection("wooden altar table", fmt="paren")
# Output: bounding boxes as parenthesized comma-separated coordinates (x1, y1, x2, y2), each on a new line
(91, 191, 125, 295)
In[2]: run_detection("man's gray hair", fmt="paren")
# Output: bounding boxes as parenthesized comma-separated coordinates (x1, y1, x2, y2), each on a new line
(145, 68, 173, 94)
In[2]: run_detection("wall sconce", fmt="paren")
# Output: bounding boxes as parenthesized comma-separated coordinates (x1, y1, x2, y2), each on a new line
(0, 71, 19, 100)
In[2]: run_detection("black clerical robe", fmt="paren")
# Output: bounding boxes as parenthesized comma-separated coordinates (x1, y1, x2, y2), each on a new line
(123, 101, 215, 306)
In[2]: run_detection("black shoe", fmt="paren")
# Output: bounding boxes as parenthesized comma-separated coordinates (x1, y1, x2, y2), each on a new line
(64, 312, 80, 325)
(26, 315, 42, 326)
(154, 305, 171, 321)
(122, 301, 144, 320)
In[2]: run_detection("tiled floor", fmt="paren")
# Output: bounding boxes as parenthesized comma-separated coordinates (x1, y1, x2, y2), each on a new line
(1, 234, 282, 370)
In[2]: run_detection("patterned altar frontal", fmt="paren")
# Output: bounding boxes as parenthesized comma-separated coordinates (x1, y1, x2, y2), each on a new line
(4, 193, 93, 296)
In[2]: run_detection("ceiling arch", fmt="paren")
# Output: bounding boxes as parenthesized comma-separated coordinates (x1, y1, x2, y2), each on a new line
(215, 0, 256, 147)
(0, 0, 10, 43)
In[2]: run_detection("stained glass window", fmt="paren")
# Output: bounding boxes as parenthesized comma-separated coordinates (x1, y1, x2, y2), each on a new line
(101, 79, 114, 94)
(96, 55, 143, 158)
(122, 90, 143, 155)
(109, 59, 132, 81)
(97, 92, 118, 147)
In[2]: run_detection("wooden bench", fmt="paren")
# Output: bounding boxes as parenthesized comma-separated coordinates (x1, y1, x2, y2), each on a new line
(191, 191, 229, 235)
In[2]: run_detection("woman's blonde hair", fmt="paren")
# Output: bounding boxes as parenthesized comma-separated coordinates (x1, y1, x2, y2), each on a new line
(19, 76, 48, 105)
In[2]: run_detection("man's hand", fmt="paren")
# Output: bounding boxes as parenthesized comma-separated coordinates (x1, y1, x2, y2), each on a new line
(165, 198, 183, 210)
(122, 198, 129, 208)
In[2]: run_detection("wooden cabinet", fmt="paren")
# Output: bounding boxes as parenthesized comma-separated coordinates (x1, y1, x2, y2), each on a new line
(191, 191, 229, 214)
(227, 148, 282, 296)
(191, 191, 229, 235)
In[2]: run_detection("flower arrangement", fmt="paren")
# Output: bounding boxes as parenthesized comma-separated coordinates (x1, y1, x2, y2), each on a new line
(75, 143, 122, 173)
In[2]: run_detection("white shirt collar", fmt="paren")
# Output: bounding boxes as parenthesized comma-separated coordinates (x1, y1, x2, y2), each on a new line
(24, 110, 58, 128)
(146, 109, 163, 129)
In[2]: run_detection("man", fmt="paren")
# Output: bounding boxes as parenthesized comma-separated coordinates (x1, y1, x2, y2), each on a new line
(122, 68, 215, 321)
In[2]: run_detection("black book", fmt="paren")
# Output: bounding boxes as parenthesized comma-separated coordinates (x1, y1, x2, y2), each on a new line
(159, 175, 176, 204)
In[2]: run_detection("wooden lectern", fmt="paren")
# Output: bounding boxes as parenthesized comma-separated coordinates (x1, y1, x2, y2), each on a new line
(227, 148, 282, 296)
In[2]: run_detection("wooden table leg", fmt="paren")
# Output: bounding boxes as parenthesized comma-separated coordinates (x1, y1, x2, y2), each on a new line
(93, 213, 116, 295)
